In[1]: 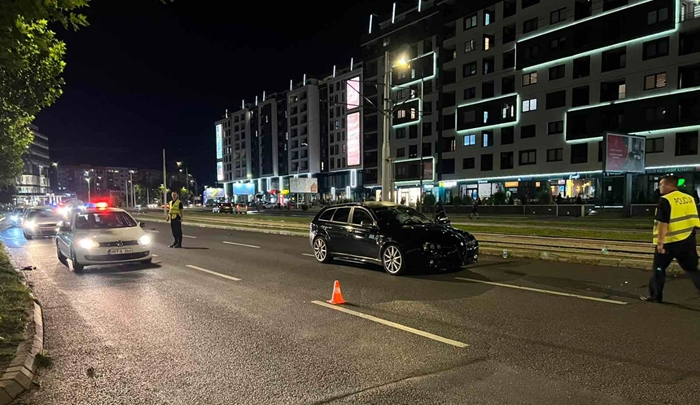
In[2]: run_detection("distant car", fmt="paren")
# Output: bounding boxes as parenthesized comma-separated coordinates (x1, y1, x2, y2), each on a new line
(55, 206, 152, 272)
(10, 207, 25, 226)
(218, 203, 234, 214)
(234, 203, 248, 214)
(309, 202, 479, 275)
(23, 207, 62, 239)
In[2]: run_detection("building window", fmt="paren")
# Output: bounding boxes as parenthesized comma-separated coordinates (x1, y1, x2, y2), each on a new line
(645, 137, 664, 154)
(483, 35, 495, 51)
(601, 47, 626, 72)
(570, 143, 588, 164)
(397, 148, 406, 158)
(550, 36, 566, 50)
(482, 131, 494, 147)
(546, 90, 566, 109)
(397, 110, 406, 119)
(522, 72, 537, 86)
(463, 157, 475, 169)
(644, 106, 665, 122)
(465, 39, 476, 53)
(522, 98, 537, 112)
(548, 121, 564, 135)
(423, 142, 432, 156)
(547, 148, 563, 162)
(573, 56, 590, 78)
(522, 0, 540, 8)
(549, 64, 565, 80)
(463, 61, 477, 77)
(521, 124, 536, 139)
(481, 154, 493, 171)
(647, 7, 669, 25)
(643, 37, 669, 60)
(483, 57, 494, 74)
(464, 14, 478, 30)
(442, 158, 456, 174)
(409, 144, 419, 157)
(519, 149, 536, 165)
(644, 72, 667, 90)
(484, 9, 495, 26)
(551, 8, 565, 24)
(501, 127, 514, 144)
(463, 134, 476, 146)
(500, 152, 514, 169)
(396, 128, 406, 139)
(464, 87, 476, 100)
(503, 49, 515, 69)
(501, 101, 515, 119)
(572, 85, 590, 107)
(676, 131, 699, 156)
(523, 17, 538, 34)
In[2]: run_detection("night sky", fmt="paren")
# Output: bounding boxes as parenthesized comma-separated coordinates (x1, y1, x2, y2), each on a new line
(35, 0, 395, 186)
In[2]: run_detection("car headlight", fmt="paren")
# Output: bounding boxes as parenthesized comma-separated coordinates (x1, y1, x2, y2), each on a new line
(423, 242, 440, 251)
(10, 215, 17, 221)
(138, 235, 152, 246)
(24, 220, 37, 230)
(78, 238, 99, 249)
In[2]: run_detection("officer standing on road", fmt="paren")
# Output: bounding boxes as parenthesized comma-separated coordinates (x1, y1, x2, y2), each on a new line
(642, 175, 700, 302)
(166, 191, 184, 248)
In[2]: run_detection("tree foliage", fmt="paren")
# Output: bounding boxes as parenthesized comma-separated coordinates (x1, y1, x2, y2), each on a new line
(0, 0, 89, 185)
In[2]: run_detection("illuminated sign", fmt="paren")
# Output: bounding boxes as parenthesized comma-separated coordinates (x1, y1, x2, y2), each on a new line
(347, 76, 361, 110)
(216, 161, 224, 181)
(505, 181, 519, 188)
(347, 112, 361, 166)
(605, 133, 645, 173)
(290, 178, 319, 193)
(232, 183, 255, 195)
(216, 124, 223, 159)
(439, 181, 457, 188)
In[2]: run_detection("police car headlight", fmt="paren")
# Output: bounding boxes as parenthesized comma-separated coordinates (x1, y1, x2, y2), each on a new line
(78, 238, 99, 249)
(138, 235, 152, 246)
(24, 220, 37, 230)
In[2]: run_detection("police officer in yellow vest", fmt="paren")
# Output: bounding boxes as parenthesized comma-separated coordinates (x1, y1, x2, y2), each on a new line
(166, 191, 184, 248)
(643, 175, 700, 302)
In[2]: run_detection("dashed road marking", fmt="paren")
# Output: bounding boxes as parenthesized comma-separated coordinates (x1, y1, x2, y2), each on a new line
(311, 301, 469, 348)
(223, 241, 260, 249)
(148, 230, 160, 233)
(152, 254, 159, 257)
(454, 277, 628, 305)
(302, 253, 315, 257)
(183, 235, 197, 239)
(186, 265, 241, 281)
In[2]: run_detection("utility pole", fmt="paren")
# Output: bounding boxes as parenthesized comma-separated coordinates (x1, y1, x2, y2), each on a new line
(162, 149, 167, 211)
(418, 78, 424, 211)
(381, 50, 393, 202)
(130, 170, 135, 208)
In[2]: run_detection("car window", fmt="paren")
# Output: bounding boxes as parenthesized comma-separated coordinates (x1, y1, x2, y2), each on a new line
(74, 212, 137, 229)
(331, 208, 351, 223)
(318, 209, 335, 221)
(26, 209, 59, 219)
(351, 208, 372, 225)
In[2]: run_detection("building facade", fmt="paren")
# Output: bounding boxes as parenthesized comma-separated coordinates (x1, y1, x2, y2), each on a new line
(14, 125, 53, 205)
(215, 0, 700, 205)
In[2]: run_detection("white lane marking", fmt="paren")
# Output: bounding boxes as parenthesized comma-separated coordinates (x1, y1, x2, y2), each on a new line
(223, 241, 260, 249)
(148, 230, 160, 233)
(0, 217, 5, 222)
(455, 277, 628, 305)
(311, 301, 468, 348)
(183, 235, 197, 239)
(152, 254, 159, 257)
(186, 265, 241, 281)
(302, 253, 315, 257)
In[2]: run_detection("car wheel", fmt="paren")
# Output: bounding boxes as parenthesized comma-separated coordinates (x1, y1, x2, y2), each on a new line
(25, 234, 33, 240)
(382, 244, 407, 275)
(312, 237, 332, 263)
(71, 249, 84, 273)
(56, 242, 68, 266)
(141, 258, 152, 265)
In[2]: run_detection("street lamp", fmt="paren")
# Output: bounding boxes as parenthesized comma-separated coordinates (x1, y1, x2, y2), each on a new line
(85, 177, 91, 203)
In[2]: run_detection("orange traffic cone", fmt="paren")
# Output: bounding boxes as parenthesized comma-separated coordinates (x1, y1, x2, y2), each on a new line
(327, 280, 347, 305)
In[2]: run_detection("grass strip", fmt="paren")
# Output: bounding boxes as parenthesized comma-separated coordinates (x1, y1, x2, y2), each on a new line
(0, 244, 32, 371)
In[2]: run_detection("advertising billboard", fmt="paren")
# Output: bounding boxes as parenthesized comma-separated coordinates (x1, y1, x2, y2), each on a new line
(290, 177, 318, 193)
(605, 133, 645, 173)
(232, 183, 255, 195)
(347, 112, 361, 167)
(216, 124, 223, 159)
(203, 187, 225, 205)
(346, 76, 361, 110)
(216, 161, 224, 181)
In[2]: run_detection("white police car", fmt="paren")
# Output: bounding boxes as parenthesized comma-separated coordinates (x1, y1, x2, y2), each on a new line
(56, 203, 153, 272)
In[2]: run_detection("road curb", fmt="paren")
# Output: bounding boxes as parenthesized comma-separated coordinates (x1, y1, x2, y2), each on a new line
(146, 217, 678, 273)
(0, 302, 43, 405)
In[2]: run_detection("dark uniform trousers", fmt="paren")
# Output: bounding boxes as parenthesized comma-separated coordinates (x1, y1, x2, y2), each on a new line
(171, 215, 183, 246)
(649, 234, 700, 301)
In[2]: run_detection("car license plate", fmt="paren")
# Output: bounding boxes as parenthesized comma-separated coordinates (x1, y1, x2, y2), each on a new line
(108, 248, 132, 255)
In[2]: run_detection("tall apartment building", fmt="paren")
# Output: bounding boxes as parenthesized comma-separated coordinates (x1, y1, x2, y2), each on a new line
(14, 125, 53, 205)
(216, 0, 700, 205)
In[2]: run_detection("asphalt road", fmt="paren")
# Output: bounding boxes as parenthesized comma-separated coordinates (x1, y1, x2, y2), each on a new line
(1, 216, 699, 405)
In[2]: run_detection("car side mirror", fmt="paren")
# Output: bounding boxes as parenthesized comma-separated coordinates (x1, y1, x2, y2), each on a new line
(360, 220, 375, 229)
(139, 222, 146, 228)
(58, 221, 71, 232)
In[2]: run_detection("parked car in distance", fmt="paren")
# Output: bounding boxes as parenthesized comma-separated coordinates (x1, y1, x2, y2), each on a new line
(309, 202, 479, 275)
(234, 203, 248, 214)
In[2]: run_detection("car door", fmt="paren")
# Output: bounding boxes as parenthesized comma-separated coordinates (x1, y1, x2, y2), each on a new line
(325, 207, 352, 255)
(57, 216, 73, 257)
(347, 207, 381, 259)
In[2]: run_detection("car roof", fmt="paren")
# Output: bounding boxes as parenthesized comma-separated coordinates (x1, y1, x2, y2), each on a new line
(83, 207, 126, 213)
(322, 201, 399, 209)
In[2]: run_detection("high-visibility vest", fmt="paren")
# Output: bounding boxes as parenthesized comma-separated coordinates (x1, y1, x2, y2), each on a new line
(653, 190, 700, 244)
(169, 199, 182, 219)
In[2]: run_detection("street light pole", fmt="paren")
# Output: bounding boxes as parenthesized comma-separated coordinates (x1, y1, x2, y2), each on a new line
(381, 50, 393, 202)
(418, 78, 424, 212)
(85, 177, 91, 203)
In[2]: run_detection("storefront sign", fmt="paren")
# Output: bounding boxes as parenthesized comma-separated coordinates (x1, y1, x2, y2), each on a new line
(347, 112, 361, 166)
(569, 173, 581, 180)
(505, 181, 519, 188)
(290, 177, 318, 193)
(439, 181, 457, 188)
(478, 180, 489, 184)
(605, 133, 645, 173)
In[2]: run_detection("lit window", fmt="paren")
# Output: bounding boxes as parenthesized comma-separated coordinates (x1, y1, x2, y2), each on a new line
(618, 84, 626, 99)
(410, 108, 417, 119)
(522, 99, 537, 112)
(522, 72, 538, 86)
(483, 111, 489, 123)
(465, 40, 475, 53)
(463, 134, 476, 146)
(484, 37, 491, 50)
(398, 110, 406, 119)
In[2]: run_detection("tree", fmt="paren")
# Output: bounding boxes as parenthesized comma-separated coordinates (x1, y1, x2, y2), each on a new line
(1, 1, 89, 185)
(492, 191, 507, 205)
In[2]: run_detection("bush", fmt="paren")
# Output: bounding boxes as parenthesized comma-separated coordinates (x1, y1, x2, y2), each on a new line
(423, 193, 436, 207)
(536, 190, 552, 205)
(301, 204, 309, 211)
(492, 191, 507, 205)
(452, 196, 463, 206)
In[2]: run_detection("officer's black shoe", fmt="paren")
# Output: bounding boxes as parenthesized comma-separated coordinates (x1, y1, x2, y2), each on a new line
(169, 243, 177, 248)
(640, 296, 662, 303)
(174, 244, 182, 249)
